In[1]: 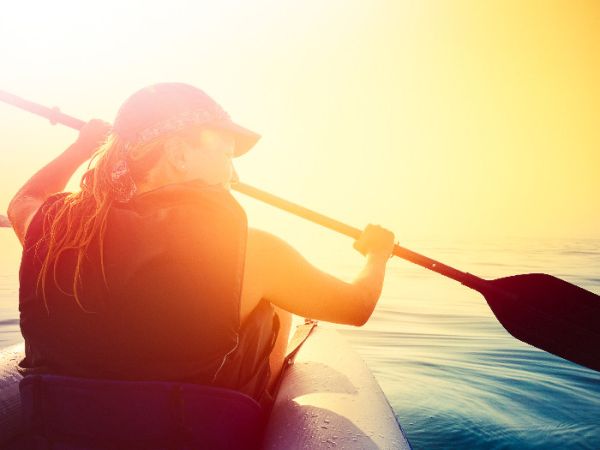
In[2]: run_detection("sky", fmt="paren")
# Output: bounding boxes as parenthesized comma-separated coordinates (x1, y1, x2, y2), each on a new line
(0, 0, 598, 253)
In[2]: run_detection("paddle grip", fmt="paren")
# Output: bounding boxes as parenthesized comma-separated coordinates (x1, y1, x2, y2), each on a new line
(0, 90, 85, 131)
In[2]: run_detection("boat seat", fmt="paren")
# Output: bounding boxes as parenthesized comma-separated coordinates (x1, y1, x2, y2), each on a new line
(17, 374, 265, 450)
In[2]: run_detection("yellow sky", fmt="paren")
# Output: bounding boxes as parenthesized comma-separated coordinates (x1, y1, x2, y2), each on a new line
(0, 0, 598, 245)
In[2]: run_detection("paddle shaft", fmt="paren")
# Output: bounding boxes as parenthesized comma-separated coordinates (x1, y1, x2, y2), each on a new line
(0, 90, 86, 130)
(232, 182, 495, 294)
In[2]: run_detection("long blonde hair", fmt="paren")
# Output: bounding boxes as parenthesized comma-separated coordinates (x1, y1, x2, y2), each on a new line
(36, 133, 167, 314)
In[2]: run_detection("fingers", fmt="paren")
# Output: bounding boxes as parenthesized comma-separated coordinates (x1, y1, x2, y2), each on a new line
(353, 224, 395, 258)
(72, 119, 112, 159)
(79, 119, 111, 143)
(353, 239, 368, 256)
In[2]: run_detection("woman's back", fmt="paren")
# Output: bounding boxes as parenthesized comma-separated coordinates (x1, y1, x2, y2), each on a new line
(19, 181, 264, 387)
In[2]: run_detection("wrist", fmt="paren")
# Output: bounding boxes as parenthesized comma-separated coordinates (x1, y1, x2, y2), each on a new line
(366, 251, 390, 262)
(64, 141, 93, 163)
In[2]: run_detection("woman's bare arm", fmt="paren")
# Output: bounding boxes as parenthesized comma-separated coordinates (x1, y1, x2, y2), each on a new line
(7, 120, 110, 244)
(249, 225, 394, 326)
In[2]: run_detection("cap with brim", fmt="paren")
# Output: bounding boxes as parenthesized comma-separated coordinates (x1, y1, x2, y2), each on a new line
(211, 121, 260, 157)
(113, 82, 260, 157)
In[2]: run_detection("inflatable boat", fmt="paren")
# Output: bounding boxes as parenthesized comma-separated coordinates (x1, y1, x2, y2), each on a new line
(0, 324, 411, 449)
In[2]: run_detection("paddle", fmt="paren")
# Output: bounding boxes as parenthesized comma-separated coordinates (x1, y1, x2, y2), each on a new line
(2, 90, 599, 373)
(233, 183, 600, 373)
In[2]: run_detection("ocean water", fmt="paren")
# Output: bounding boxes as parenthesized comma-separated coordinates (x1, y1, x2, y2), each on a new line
(1, 228, 599, 449)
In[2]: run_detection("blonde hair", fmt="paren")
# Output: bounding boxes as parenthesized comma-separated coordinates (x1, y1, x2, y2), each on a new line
(36, 132, 168, 314)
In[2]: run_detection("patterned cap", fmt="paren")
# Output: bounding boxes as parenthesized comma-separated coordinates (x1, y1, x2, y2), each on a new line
(113, 83, 260, 157)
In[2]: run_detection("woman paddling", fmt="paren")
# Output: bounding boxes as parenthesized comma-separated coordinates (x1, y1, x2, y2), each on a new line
(7, 83, 395, 406)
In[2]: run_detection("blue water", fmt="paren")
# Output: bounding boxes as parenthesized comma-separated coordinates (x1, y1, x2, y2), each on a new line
(1, 229, 599, 448)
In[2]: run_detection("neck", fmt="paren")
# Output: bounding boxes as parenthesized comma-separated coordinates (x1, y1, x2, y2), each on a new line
(134, 165, 183, 195)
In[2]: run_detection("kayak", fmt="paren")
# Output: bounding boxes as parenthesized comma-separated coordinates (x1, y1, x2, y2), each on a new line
(0, 324, 411, 449)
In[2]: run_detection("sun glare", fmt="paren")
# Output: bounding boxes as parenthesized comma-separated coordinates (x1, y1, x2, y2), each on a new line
(1, 1, 598, 240)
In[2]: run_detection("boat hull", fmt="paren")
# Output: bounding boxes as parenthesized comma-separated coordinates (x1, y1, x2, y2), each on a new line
(0, 342, 23, 445)
(264, 326, 410, 449)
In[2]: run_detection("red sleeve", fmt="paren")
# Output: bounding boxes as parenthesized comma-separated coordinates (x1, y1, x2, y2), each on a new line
(23, 193, 70, 251)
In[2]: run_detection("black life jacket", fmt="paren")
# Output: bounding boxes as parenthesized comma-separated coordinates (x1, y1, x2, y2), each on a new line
(18, 180, 277, 401)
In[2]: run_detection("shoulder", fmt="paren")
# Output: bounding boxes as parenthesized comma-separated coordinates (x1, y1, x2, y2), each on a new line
(245, 228, 319, 289)
(8, 192, 69, 245)
(247, 228, 280, 248)
(247, 228, 303, 262)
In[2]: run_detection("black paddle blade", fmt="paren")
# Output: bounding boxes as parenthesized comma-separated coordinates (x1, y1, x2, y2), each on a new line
(484, 273, 600, 372)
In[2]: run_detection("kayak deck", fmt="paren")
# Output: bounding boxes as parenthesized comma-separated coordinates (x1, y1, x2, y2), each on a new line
(264, 325, 411, 449)
(0, 326, 411, 449)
